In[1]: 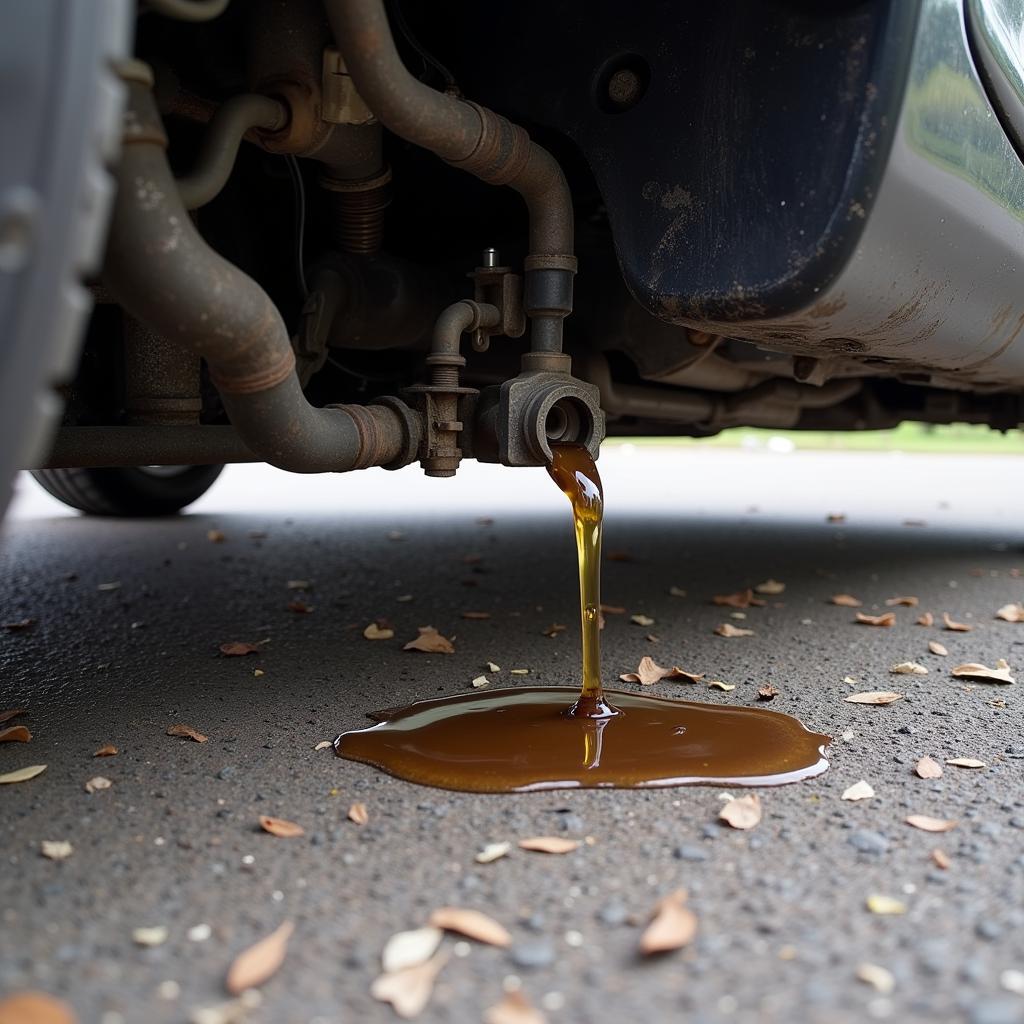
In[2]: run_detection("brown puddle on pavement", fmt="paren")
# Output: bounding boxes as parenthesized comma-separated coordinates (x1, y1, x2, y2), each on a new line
(335, 444, 830, 793)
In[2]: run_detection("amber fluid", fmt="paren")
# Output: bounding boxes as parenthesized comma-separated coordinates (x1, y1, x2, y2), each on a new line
(335, 444, 830, 793)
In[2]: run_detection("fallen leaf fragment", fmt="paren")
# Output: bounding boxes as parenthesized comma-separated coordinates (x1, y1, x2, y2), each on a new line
(314, 740, 332, 751)
(225, 920, 294, 994)
(942, 613, 972, 632)
(885, 596, 919, 607)
(951, 660, 1014, 684)
(715, 622, 754, 638)
(471, 675, 489, 689)
(855, 612, 895, 627)
(0, 991, 77, 1024)
(754, 579, 785, 595)
(708, 680, 735, 692)
(348, 802, 369, 826)
(428, 907, 511, 947)
(890, 662, 928, 675)
(945, 757, 985, 769)
(518, 836, 580, 855)
(831, 594, 862, 607)
(713, 589, 758, 608)
(133, 925, 169, 947)
(220, 641, 260, 657)
(630, 613, 655, 627)
(0, 708, 26, 724)
(381, 926, 443, 974)
(719, 794, 761, 830)
(915, 756, 943, 779)
(857, 963, 895, 995)
(371, 952, 448, 1020)
(916, 612, 934, 626)
(510, 668, 529, 675)
(93, 744, 117, 757)
(842, 780, 875, 801)
(619, 656, 703, 686)
(928, 641, 948, 657)
(0, 725, 31, 743)
(84, 776, 111, 793)
(640, 889, 698, 955)
(866, 894, 906, 915)
(167, 724, 208, 743)
(484, 990, 548, 1024)
(995, 602, 1024, 622)
(0, 764, 46, 784)
(845, 691, 903, 705)
(906, 814, 958, 833)
(475, 841, 511, 864)
(259, 815, 304, 838)
(40, 840, 73, 861)
(757, 684, 779, 701)
(931, 848, 951, 870)
(403, 626, 455, 654)
(363, 622, 394, 641)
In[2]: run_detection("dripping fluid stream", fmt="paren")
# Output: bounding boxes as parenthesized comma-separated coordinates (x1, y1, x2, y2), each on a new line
(335, 444, 830, 792)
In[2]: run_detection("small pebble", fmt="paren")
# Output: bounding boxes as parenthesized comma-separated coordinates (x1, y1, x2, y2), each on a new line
(509, 940, 556, 969)
(848, 830, 889, 855)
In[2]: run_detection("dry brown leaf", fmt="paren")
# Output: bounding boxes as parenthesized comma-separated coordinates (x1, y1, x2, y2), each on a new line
(630, 613, 655, 627)
(167, 724, 207, 743)
(363, 622, 395, 641)
(842, 780, 875, 801)
(931, 848, 951, 870)
(951, 660, 1015, 684)
(484, 990, 548, 1024)
(93, 744, 117, 757)
(259, 815, 304, 838)
(0, 725, 31, 743)
(928, 641, 948, 657)
(381, 927, 443, 974)
(995, 603, 1024, 622)
(518, 836, 580, 855)
(713, 589, 758, 608)
(906, 814, 958, 833)
(348, 802, 369, 826)
(715, 622, 754, 638)
(0, 708, 26, 725)
(639, 889, 698, 955)
(371, 952, 448, 1020)
(754, 579, 785, 595)
(831, 594, 862, 607)
(916, 612, 935, 626)
(225, 920, 294, 994)
(428, 907, 511, 947)
(84, 776, 111, 793)
(757, 684, 779, 701)
(866, 894, 906, 915)
(40, 840, 73, 861)
(855, 612, 895, 627)
(207, 529, 226, 543)
(708, 680, 736, 692)
(885, 596, 919, 607)
(845, 691, 903, 705)
(475, 842, 511, 864)
(403, 626, 455, 654)
(915, 756, 943, 779)
(890, 662, 928, 676)
(942, 613, 973, 632)
(619, 656, 703, 686)
(0, 991, 77, 1024)
(0, 764, 46, 785)
(945, 757, 986, 769)
(314, 740, 332, 751)
(719, 794, 762, 830)
(220, 641, 261, 657)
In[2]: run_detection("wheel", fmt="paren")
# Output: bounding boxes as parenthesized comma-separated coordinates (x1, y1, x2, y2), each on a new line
(30, 465, 225, 516)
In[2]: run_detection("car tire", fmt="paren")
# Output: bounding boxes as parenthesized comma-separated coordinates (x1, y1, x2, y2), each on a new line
(30, 465, 225, 517)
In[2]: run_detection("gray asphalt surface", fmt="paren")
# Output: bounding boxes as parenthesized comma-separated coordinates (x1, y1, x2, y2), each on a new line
(1, 447, 1024, 1024)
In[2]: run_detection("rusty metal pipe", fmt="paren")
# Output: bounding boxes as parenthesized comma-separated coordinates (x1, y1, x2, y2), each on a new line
(103, 65, 419, 474)
(325, 0, 576, 352)
(177, 93, 288, 209)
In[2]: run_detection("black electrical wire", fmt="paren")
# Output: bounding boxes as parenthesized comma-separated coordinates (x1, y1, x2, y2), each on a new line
(284, 154, 308, 299)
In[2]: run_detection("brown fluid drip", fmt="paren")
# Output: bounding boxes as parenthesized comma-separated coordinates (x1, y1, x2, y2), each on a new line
(335, 444, 830, 792)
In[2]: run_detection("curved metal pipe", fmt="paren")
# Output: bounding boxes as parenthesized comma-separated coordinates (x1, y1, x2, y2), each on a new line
(105, 70, 418, 474)
(177, 93, 288, 209)
(325, 0, 576, 352)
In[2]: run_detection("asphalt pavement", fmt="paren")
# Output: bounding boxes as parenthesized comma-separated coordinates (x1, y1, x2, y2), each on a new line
(1, 445, 1023, 1024)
